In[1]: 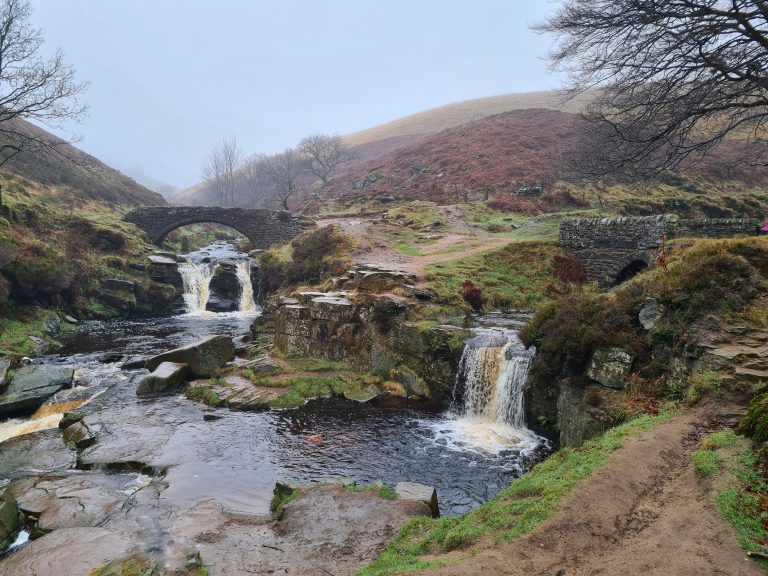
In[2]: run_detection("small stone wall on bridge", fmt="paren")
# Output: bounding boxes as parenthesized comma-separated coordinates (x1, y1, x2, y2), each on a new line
(560, 215, 760, 288)
(123, 206, 316, 248)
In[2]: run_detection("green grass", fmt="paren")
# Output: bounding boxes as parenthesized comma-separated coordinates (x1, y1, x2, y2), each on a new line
(269, 375, 361, 409)
(344, 484, 399, 501)
(0, 309, 74, 357)
(359, 411, 676, 576)
(184, 387, 223, 407)
(700, 429, 740, 451)
(715, 449, 768, 558)
(693, 450, 723, 476)
(424, 240, 563, 311)
(287, 357, 349, 373)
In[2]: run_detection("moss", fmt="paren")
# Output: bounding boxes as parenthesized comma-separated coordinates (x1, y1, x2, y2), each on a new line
(184, 387, 223, 407)
(270, 487, 300, 520)
(344, 483, 398, 501)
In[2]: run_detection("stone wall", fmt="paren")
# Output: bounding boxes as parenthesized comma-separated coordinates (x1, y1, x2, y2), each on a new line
(560, 215, 760, 288)
(123, 207, 315, 247)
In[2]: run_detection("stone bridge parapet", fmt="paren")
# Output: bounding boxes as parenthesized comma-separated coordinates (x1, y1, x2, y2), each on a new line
(123, 206, 316, 247)
(560, 215, 760, 288)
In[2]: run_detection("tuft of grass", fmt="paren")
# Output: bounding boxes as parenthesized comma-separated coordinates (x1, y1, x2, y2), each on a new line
(700, 429, 739, 451)
(344, 484, 399, 501)
(685, 371, 724, 405)
(715, 449, 768, 558)
(693, 450, 723, 476)
(184, 387, 223, 407)
(359, 411, 675, 576)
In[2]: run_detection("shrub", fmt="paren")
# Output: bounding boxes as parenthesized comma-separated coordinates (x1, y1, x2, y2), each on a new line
(553, 255, 585, 286)
(460, 280, 483, 311)
(738, 393, 768, 443)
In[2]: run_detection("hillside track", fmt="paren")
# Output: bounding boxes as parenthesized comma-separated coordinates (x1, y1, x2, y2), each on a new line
(416, 406, 761, 576)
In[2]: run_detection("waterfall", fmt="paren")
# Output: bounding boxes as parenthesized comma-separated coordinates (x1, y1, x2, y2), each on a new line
(455, 326, 534, 429)
(236, 260, 256, 313)
(179, 261, 217, 313)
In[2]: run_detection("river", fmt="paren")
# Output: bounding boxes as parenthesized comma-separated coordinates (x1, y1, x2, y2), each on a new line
(0, 242, 549, 570)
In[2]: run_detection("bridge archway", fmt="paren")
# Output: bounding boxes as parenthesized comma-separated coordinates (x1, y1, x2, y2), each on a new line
(615, 259, 648, 285)
(123, 206, 315, 248)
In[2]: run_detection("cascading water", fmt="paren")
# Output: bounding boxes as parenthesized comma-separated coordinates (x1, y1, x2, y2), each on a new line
(435, 314, 543, 455)
(236, 260, 256, 313)
(178, 241, 258, 314)
(458, 329, 534, 428)
(179, 260, 217, 313)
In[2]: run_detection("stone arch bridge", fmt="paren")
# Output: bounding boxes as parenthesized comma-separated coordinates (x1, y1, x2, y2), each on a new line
(559, 215, 760, 288)
(123, 206, 316, 247)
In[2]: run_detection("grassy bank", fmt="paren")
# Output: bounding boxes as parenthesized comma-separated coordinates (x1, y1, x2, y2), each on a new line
(359, 411, 676, 576)
(424, 240, 563, 311)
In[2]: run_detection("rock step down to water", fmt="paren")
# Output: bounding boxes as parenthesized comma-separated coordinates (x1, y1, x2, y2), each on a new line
(145, 335, 235, 378)
(0, 364, 74, 415)
(188, 375, 282, 410)
(395, 482, 440, 518)
(136, 362, 189, 397)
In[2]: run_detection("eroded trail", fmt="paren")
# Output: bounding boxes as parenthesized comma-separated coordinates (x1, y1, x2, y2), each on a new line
(417, 407, 761, 576)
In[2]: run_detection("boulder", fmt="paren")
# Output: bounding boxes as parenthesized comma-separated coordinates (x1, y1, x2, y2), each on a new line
(343, 384, 383, 403)
(43, 316, 61, 337)
(62, 421, 96, 449)
(0, 364, 74, 415)
(0, 486, 23, 552)
(638, 297, 661, 329)
(136, 362, 189, 396)
(121, 356, 147, 370)
(586, 348, 634, 389)
(63, 315, 79, 324)
(145, 335, 235, 378)
(395, 482, 439, 517)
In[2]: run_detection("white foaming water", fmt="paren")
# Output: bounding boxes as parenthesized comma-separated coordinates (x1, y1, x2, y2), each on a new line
(179, 260, 217, 314)
(236, 260, 256, 313)
(430, 322, 541, 456)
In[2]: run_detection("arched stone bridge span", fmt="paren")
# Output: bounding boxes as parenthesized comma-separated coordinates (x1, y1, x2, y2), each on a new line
(559, 215, 759, 288)
(123, 206, 316, 247)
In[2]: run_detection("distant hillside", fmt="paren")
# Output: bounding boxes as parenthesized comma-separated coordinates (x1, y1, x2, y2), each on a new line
(344, 90, 591, 147)
(326, 109, 585, 200)
(171, 90, 591, 208)
(0, 118, 165, 208)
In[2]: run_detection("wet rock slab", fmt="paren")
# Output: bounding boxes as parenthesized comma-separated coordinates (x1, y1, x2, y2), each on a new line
(135, 361, 188, 397)
(0, 365, 74, 415)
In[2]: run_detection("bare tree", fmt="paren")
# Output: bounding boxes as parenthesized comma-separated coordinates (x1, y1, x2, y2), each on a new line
(262, 148, 307, 210)
(202, 137, 241, 207)
(537, 0, 768, 178)
(0, 0, 89, 205)
(298, 133, 352, 185)
(239, 152, 273, 207)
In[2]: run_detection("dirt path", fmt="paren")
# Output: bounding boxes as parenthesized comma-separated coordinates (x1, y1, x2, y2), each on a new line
(317, 211, 510, 277)
(416, 407, 761, 576)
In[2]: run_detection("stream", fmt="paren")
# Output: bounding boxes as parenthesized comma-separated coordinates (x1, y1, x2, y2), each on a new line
(0, 242, 550, 569)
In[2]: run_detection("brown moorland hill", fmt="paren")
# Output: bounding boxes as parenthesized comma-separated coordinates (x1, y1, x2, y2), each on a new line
(344, 91, 590, 147)
(323, 108, 768, 210)
(0, 118, 165, 208)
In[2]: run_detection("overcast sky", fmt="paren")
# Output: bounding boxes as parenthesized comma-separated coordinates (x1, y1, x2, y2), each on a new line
(32, 1, 559, 189)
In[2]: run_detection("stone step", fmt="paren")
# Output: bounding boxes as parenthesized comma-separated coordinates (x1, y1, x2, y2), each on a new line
(735, 367, 768, 383)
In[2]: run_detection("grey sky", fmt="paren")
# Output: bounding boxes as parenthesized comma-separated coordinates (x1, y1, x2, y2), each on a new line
(32, 1, 559, 189)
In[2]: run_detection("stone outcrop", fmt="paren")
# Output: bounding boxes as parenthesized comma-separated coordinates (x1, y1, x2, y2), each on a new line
(136, 362, 189, 396)
(206, 262, 241, 312)
(586, 348, 634, 389)
(267, 288, 469, 400)
(0, 357, 10, 387)
(145, 336, 235, 378)
(0, 364, 74, 415)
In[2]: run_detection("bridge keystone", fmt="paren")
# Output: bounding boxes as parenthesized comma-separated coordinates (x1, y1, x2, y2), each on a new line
(123, 206, 316, 247)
